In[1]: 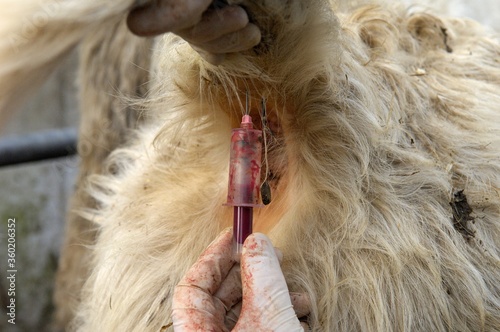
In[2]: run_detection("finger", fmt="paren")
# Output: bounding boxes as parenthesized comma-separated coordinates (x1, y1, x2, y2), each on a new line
(179, 228, 235, 294)
(172, 285, 226, 331)
(223, 292, 309, 330)
(127, 0, 212, 37)
(172, 229, 235, 331)
(178, 5, 249, 43)
(240, 233, 285, 292)
(290, 292, 311, 318)
(214, 264, 242, 311)
(191, 23, 261, 54)
(236, 233, 304, 330)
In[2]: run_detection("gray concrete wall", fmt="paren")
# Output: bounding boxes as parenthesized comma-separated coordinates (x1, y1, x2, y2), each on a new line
(0, 53, 79, 332)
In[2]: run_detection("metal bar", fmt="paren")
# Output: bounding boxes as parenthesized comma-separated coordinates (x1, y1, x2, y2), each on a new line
(0, 128, 78, 167)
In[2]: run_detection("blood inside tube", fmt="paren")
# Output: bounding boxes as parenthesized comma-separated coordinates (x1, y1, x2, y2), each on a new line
(226, 116, 263, 255)
(226, 127, 262, 207)
(233, 206, 253, 245)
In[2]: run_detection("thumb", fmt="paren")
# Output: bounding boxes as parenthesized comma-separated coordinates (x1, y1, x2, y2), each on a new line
(235, 233, 303, 332)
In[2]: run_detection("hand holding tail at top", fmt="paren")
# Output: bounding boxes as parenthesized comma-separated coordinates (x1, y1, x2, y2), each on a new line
(127, 0, 261, 64)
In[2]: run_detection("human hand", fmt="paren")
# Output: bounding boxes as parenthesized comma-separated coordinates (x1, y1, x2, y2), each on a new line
(171, 229, 310, 331)
(127, 0, 261, 64)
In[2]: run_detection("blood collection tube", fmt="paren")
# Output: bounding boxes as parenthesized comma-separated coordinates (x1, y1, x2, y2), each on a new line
(226, 114, 263, 258)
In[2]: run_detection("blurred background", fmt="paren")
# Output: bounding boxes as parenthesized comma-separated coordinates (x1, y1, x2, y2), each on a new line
(0, 51, 79, 331)
(0, 1, 498, 331)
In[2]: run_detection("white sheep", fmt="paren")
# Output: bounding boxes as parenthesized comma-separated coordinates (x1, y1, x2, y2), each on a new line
(1, 0, 499, 331)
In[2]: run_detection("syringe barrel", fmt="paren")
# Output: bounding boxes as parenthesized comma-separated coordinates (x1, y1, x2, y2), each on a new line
(226, 126, 263, 207)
